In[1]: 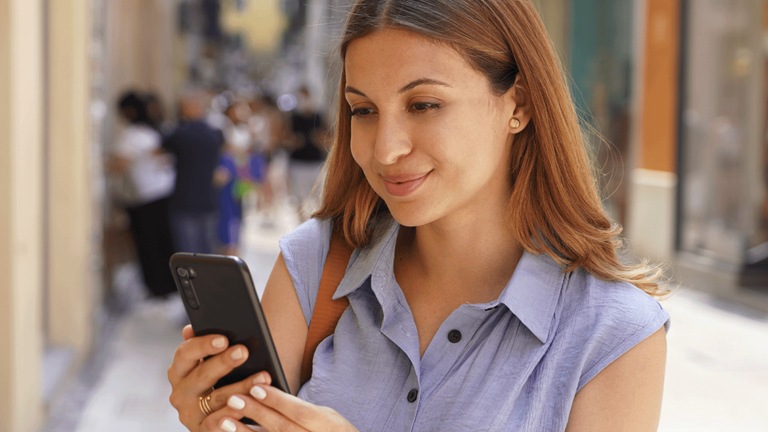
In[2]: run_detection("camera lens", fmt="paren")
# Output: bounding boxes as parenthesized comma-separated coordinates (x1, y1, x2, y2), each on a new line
(181, 280, 199, 310)
(176, 267, 188, 278)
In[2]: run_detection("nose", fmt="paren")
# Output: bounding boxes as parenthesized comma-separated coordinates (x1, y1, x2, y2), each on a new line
(374, 114, 412, 165)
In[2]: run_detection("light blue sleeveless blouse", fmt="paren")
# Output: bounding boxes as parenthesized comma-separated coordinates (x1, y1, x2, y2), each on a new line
(279, 217, 669, 431)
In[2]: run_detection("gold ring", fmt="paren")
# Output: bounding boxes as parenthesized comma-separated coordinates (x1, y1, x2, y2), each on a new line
(198, 390, 214, 416)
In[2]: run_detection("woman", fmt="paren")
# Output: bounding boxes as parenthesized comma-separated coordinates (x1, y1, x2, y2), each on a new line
(108, 91, 177, 299)
(168, 1, 669, 431)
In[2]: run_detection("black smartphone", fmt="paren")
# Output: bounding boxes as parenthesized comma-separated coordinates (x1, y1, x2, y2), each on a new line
(169, 252, 291, 396)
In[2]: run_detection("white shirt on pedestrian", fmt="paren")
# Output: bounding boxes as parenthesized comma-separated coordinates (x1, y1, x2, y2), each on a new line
(114, 124, 175, 205)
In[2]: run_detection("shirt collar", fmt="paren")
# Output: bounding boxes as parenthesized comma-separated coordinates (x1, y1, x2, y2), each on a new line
(496, 251, 565, 343)
(333, 216, 400, 300)
(333, 217, 565, 344)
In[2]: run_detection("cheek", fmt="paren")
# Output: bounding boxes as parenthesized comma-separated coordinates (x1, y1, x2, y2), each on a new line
(349, 132, 365, 168)
(451, 117, 511, 172)
(349, 130, 377, 183)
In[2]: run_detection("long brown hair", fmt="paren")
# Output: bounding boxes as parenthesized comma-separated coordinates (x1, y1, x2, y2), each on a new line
(314, 0, 666, 296)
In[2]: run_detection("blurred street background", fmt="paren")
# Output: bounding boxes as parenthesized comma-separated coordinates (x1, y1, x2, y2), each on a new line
(1, 0, 768, 431)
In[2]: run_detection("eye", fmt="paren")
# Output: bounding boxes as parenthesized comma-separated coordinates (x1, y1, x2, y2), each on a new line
(350, 107, 376, 118)
(410, 102, 440, 113)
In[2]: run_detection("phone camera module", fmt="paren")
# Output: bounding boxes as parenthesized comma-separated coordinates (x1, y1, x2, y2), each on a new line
(176, 267, 189, 278)
(180, 279, 200, 310)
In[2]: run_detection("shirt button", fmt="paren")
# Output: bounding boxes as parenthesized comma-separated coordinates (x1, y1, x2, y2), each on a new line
(447, 329, 462, 343)
(407, 389, 418, 403)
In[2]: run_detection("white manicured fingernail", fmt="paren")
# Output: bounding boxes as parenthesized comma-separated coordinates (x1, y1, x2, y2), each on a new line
(230, 347, 243, 360)
(227, 395, 246, 410)
(250, 385, 267, 400)
(220, 418, 237, 432)
(212, 337, 227, 348)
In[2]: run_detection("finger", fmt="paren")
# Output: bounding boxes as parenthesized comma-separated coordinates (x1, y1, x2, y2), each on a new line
(167, 334, 230, 385)
(247, 385, 331, 431)
(182, 324, 195, 340)
(169, 347, 275, 430)
(201, 394, 283, 432)
(173, 371, 270, 429)
(176, 372, 271, 430)
(199, 405, 250, 432)
(207, 415, 266, 432)
(224, 392, 309, 432)
(181, 344, 252, 397)
(200, 371, 273, 414)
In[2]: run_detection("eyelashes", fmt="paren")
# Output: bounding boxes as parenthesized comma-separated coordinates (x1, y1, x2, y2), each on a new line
(410, 102, 440, 113)
(350, 107, 375, 118)
(349, 102, 441, 119)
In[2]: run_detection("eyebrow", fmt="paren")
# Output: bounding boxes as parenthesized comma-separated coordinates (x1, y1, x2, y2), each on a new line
(345, 78, 452, 98)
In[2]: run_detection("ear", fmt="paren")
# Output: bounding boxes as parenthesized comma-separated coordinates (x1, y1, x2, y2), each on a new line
(504, 75, 531, 134)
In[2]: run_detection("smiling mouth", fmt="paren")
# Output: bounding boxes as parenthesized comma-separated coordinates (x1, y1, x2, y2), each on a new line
(382, 171, 430, 183)
(389, 178, 421, 184)
(381, 172, 430, 197)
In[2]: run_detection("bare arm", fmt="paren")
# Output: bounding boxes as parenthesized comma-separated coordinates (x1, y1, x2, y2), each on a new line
(260, 253, 308, 395)
(566, 327, 667, 432)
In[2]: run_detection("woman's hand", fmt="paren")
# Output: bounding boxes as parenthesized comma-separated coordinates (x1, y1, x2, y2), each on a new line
(216, 384, 359, 432)
(168, 325, 271, 431)
(167, 325, 357, 432)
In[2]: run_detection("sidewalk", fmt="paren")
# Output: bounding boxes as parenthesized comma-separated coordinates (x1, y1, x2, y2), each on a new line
(43, 205, 768, 431)
(659, 288, 768, 430)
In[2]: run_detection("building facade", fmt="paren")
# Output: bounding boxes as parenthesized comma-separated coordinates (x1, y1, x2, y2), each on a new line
(675, 0, 768, 301)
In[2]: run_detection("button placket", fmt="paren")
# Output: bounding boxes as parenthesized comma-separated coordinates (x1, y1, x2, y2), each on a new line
(418, 306, 486, 401)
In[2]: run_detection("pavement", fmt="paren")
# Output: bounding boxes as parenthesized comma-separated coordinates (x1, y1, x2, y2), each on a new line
(41, 202, 768, 431)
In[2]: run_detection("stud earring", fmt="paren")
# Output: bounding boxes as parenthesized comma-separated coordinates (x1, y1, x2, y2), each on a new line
(509, 118, 521, 129)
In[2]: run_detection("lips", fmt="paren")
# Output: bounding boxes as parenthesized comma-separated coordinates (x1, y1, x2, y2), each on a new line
(381, 172, 430, 197)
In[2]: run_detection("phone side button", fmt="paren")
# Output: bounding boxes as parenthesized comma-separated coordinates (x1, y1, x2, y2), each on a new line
(186, 296, 200, 309)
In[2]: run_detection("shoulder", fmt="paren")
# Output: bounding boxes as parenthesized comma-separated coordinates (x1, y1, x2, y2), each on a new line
(562, 270, 668, 330)
(200, 121, 225, 142)
(555, 270, 669, 390)
(279, 218, 332, 258)
(278, 218, 333, 324)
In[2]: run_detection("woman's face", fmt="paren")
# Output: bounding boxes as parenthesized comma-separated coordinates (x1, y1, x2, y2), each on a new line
(345, 28, 521, 228)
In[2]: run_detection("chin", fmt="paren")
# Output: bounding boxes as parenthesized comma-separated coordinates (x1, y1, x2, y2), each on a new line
(384, 201, 439, 228)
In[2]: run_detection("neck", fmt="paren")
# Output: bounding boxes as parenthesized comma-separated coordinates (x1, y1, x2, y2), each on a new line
(396, 212, 523, 303)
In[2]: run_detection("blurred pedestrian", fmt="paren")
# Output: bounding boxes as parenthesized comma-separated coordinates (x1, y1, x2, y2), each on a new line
(287, 85, 330, 219)
(144, 91, 174, 136)
(249, 94, 292, 225)
(162, 88, 224, 254)
(106, 90, 176, 299)
(213, 100, 265, 255)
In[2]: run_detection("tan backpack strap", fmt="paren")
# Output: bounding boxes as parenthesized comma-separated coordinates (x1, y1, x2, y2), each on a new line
(300, 227, 353, 385)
